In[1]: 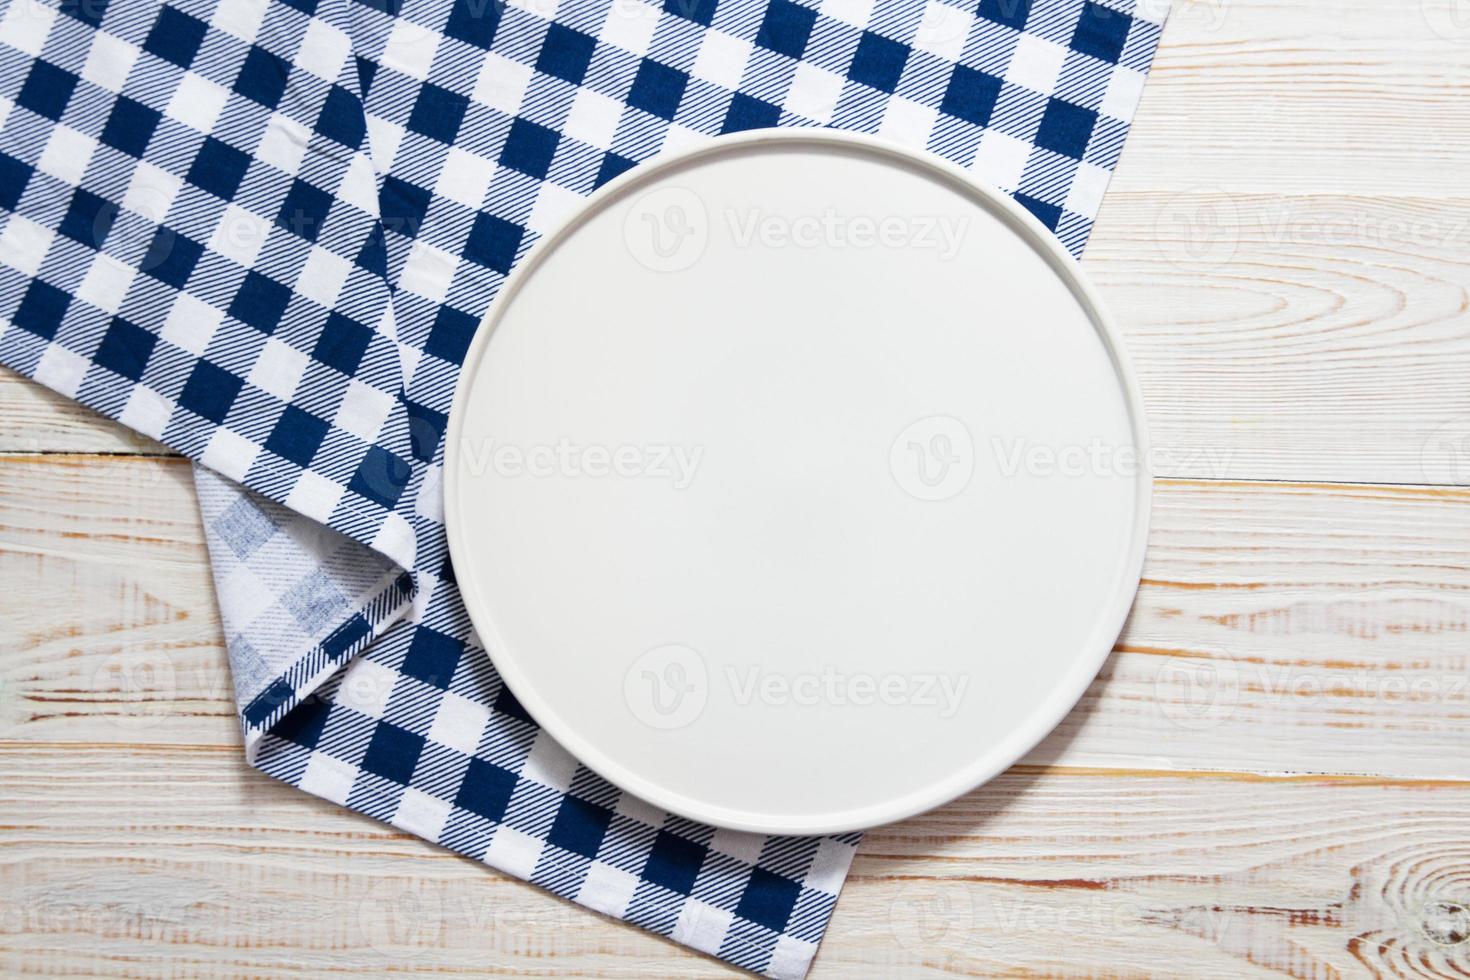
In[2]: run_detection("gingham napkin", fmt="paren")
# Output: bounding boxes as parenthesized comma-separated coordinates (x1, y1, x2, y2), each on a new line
(0, 0, 1165, 973)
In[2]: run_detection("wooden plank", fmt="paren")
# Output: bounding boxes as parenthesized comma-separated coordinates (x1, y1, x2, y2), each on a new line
(3, 4, 1470, 975)
(0, 742, 737, 978)
(0, 368, 171, 456)
(1048, 479, 1470, 779)
(5, 6, 1470, 486)
(1116, 0, 1470, 197)
(2, 454, 1467, 779)
(2, 745, 1467, 977)
(1078, 0, 1470, 483)
(5, 0, 1470, 483)
(831, 766, 1470, 978)
(0, 454, 235, 747)
(1087, 190, 1470, 484)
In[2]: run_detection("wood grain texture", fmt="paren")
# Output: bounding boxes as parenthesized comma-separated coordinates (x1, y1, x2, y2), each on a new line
(2, 455, 1468, 975)
(0, 368, 169, 455)
(2, 747, 1467, 977)
(0, 454, 233, 747)
(5, 457, 1466, 777)
(837, 767, 1470, 978)
(1084, 0, 1470, 482)
(5, 0, 1470, 975)
(5, 3, 1470, 481)
(1088, 0, 1470, 484)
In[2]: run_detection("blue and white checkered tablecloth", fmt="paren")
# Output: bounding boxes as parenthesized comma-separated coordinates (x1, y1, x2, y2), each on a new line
(0, 0, 1166, 973)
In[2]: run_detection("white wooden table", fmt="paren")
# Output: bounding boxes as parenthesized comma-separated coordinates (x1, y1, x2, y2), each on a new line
(4, 1, 1470, 974)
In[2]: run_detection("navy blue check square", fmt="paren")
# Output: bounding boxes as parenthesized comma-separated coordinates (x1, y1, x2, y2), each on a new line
(1073, 1, 1134, 62)
(644, 830, 707, 894)
(267, 406, 330, 467)
(179, 361, 242, 424)
(314, 313, 373, 374)
(455, 758, 518, 822)
(499, 117, 560, 178)
(848, 32, 909, 92)
(401, 627, 462, 688)
(409, 82, 470, 142)
(144, 6, 208, 68)
(230, 272, 293, 334)
(59, 189, 114, 248)
(13, 280, 71, 340)
(189, 137, 253, 199)
(548, 797, 616, 858)
(318, 85, 368, 147)
(1036, 97, 1098, 158)
(236, 46, 294, 108)
(93, 317, 155, 381)
(361, 722, 424, 783)
(0, 151, 32, 210)
(537, 24, 597, 85)
(100, 97, 161, 157)
(980, 0, 1033, 30)
(629, 60, 689, 119)
(756, 0, 816, 58)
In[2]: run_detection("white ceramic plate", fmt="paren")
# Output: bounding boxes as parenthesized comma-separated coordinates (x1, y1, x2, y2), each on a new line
(445, 130, 1150, 836)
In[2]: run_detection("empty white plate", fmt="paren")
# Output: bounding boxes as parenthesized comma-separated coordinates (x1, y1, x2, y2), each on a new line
(445, 130, 1150, 835)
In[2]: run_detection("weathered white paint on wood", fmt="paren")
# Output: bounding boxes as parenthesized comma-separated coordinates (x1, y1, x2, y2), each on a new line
(5, 456, 1466, 778)
(2, 455, 1468, 974)
(838, 767, 1470, 978)
(1085, 0, 1470, 483)
(5, 0, 1470, 974)
(1051, 479, 1470, 779)
(0, 454, 234, 747)
(5, 2, 1470, 481)
(0, 368, 166, 455)
(2, 745, 1467, 977)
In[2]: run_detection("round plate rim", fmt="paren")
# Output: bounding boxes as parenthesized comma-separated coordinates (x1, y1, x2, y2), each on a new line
(443, 128, 1153, 835)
